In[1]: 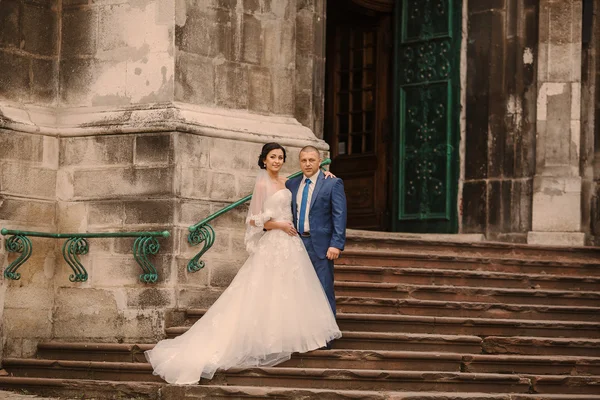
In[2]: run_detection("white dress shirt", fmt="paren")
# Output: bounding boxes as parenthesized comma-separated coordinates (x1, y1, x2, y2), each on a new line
(296, 170, 320, 233)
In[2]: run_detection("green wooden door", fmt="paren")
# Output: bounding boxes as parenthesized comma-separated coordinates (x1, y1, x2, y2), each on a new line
(392, 0, 461, 233)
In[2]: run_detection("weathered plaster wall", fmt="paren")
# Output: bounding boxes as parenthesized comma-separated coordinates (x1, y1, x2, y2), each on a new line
(461, 0, 538, 242)
(60, 0, 174, 107)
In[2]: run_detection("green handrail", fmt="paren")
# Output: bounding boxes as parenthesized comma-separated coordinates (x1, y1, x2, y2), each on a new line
(1, 228, 170, 283)
(187, 159, 332, 272)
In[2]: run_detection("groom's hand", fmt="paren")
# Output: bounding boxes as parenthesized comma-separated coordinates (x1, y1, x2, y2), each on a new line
(326, 247, 341, 260)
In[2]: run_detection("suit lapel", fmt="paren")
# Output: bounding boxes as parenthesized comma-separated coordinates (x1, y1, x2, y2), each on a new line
(310, 171, 324, 209)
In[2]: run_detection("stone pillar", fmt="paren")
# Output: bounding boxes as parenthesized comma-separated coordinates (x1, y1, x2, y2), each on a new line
(528, 0, 585, 246)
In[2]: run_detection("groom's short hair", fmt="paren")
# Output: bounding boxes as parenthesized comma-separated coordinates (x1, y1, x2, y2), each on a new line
(300, 145, 320, 157)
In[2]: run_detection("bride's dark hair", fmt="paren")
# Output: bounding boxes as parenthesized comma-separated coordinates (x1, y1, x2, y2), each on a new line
(258, 142, 287, 169)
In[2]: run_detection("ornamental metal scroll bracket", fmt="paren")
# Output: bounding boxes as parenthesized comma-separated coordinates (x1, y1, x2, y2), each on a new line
(1, 228, 170, 284)
(187, 159, 333, 272)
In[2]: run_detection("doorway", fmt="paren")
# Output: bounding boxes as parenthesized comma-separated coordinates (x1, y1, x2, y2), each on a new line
(324, 0, 461, 233)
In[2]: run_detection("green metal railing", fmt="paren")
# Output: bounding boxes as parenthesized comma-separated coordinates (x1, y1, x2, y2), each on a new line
(1, 229, 170, 283)
(187, 159, 332, 272)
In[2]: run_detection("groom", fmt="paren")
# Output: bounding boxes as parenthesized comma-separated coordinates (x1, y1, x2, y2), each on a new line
(286, 146, 347, 316)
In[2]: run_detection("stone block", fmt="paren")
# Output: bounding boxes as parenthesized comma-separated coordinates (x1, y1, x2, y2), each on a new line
(135, 134, 172, 165)
(57, 201, 88, 232)
(60, 135, 134, 167)
(209, 138, 255, 171)
(43, 136, 60, 169)
(177, 287, 223, 309)
(532, 177, 582, 232)
(295, 9, 314, 55)
(0, 198, 55, 225)
(175, 5, 218, 58)
(126, 287, 175, 309)
(61, 7, 97, 58)
(179, 167, 209, 199)
(248, 67, 272, 113)
(243, 0, 260, 14)
(0, 131, 44, 163)
(210, 171, 238, 201)
(0, 51, 31, 102)
(272, 68, 294, 115)
(4, 287, 53, 310)
(1, 163, 56, 199)
(236, 174, 256, 198)
(215, 62, 248, 109)
(294, 88, 312, 129)
(215, 9, 235, 60)
(90, 255, 142, 286)
(178, 201, 211, 226)
(242, 14, 262, 64)
(175, 133, 210, 166)
(0, 0, 20, 48)
(461, 180, 487, 234)
(22, 3, 57, 56)
(123, 199, 175, 225)
(53, 288, 120, 338)
(119, 309, 161, 340)
(527, 231, 586, 246)
(3, 307, 52, 338)
(59, 58, 97, 105)
(209, 256, 245, 287)
(88, 201, 124, 227)
(176, 256, 209, 286)
(72, 166, 173, 199)
(175, 52, 215, 105)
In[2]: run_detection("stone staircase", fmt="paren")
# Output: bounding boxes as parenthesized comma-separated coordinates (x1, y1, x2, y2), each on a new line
(1, 235, 600, 399)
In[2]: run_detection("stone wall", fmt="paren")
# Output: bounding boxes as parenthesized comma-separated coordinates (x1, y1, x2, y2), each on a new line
(0, 131, 59, 357)
(461, 0, 538, 242)
(0, 0, 58, 105)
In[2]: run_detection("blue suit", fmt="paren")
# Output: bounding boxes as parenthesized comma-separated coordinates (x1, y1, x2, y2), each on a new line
(286, 173, 347, 315)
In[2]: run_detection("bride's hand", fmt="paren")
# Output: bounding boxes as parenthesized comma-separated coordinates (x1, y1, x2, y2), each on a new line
(279, 221, 297, 236)
(323, 170, 336, 179)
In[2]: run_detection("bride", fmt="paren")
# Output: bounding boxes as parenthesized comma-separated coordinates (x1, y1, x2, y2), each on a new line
(145, 142, 342, 384)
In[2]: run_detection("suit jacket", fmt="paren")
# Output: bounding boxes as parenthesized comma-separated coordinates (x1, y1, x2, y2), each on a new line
(286, 173, 347, 259)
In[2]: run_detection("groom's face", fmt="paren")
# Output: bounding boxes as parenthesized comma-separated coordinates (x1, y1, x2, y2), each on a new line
(299, 150, 321, 178)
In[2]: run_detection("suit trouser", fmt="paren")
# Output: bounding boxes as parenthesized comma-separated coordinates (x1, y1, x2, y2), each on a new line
(300, 236, 336, 316)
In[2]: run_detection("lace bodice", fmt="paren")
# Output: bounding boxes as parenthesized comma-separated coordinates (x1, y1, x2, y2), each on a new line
(263, 189, 293, 222)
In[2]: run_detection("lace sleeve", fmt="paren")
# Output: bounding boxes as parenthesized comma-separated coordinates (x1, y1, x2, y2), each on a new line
(244, 171, 276, 254)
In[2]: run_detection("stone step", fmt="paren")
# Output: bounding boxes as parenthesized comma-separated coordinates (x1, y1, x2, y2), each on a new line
(333, 282, 600, 307)
(31, 345, 600, 375)
(37, 342, 154, 363)
(343, 233, 600, 264)
(163, 384, 600, 400)
(0, 377, 162, 399)
(9, 359, 599, 394)
(207, 367, 599, 394)
(334, 265, 600, 291)
(1, 358, 161, 382)
(482, 336, 600, 357)
(335, 297, 600, 322)
(178, 311, 600, 338)
(338, 249, 600, 277)
(335, 313, 600, 338)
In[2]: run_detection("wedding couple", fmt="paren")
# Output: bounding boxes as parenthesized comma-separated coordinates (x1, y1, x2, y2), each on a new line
(145, 143, 348, 384)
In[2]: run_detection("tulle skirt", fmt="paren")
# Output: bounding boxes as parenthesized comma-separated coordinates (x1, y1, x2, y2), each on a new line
(145, 229, 342, 384)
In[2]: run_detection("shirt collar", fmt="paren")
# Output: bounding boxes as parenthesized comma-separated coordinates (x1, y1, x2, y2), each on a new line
(303, 170, 320, 185)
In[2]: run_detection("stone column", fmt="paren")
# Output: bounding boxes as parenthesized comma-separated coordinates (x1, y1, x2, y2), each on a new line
(528, 0, 585, 246)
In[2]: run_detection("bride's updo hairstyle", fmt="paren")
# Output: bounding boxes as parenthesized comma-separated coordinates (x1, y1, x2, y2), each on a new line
(258, 142, 287, 169)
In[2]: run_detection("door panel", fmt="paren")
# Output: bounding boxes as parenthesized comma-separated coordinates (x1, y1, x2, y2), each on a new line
(393, 0, 461, 233)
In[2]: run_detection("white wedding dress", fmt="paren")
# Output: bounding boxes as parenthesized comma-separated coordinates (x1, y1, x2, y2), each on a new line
(145, 187, 342, 384)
